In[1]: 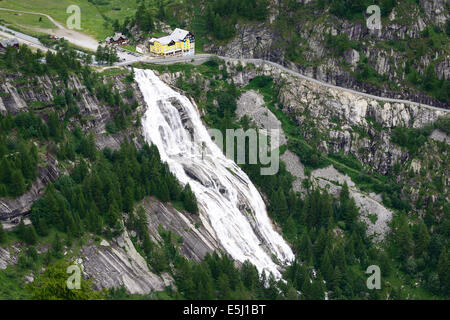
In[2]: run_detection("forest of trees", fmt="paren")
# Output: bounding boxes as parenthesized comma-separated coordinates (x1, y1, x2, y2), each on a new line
(30, 140, 199, 241)
(1, 40, 448, 299)
(0, 135, 38, 198)
(95, 46, 119, 66)
(0, 43, 84, 79)
(176, 60, 449, 299)
(204, 0, 268, 40)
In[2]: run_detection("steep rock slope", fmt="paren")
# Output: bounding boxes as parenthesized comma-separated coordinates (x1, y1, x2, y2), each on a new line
(0, 67, 221, 295)
(202, 0, 450, 108)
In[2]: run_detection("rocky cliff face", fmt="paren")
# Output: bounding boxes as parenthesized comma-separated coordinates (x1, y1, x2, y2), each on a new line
(0, 155, 60, 226)
(0, 67, 227, 295)
(420, 0, 449, 25)
(141, 198, 221, 263)
(0, 244, 20, 270)
(236, 90, 393, 240)
(78, 196, 222, 294)
(0, 69, 172, 294)
(80, 230, 172, 295)
(226, 60, 448, 174)
(204, 0, 450, 109)
(0, 69, 146, 222)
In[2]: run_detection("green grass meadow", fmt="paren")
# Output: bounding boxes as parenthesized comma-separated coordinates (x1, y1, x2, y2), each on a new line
(0, 0, 140, 40)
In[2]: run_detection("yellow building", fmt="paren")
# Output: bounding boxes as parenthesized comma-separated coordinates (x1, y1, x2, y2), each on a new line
(149, 28, 195, 57)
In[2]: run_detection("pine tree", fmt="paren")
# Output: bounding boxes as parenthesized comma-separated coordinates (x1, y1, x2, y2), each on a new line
(301, 276, 312, 300)
(415, 222, 430, 257)
(241, 260, 259, 291)
(0, 222, 7, 244)
(217, 273, 231, 299)
(0, 158, 12, 186)
(319, 191, 332, 227)
(332, 266, 342, 292)
(395, 212, 413, 262)
(340, 181, 350, 203)
(310, 275, 326, 300)
(10, 170, 26, 197)
(194, 264, 215, 299)
(24, 225, 38, 245)
(272, 188, 288, 219)
(182, 184, 198, 214)
(286, 286, 299, 300)
(437, 249, 449, 294)
(320, 249, 334, 283)
(156, 180, 170, 203)
(142, 232, 153, 258)
(20, 146, 36, 180)
(106, 200, 120, 227)
(123, 187, 135, 213)
(48, 112, 62, 141)
(284, 216, 297, 240)
(15, 220, 26, 242)
(298, 232, 313, 263)
(52, 233, 63, 258)
(314, 227, 328, 262)
(332, 244, 345, 271)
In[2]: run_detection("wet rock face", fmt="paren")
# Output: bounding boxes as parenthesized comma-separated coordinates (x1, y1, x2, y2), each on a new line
(81, 229, 172, 295)
(141, 197, 221, 262)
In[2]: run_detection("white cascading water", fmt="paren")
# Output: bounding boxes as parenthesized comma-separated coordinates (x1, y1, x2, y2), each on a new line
(135, 69, 294, 278)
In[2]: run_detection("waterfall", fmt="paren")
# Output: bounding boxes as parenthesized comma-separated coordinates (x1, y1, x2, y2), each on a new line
(135, 69, 294, 278)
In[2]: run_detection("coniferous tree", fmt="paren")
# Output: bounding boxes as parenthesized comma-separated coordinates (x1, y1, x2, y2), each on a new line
(106, 200, 120, 227)
(15, 220, 27, 241)
(437, 249, 449, 294)
(314, 227, 328, 262)
(194, 264, 215, 299)
(340, 181, 350, 202)
(157, 181, 170, 203)
(273, 188, 288, 219)
(310, 274, 326, 300)
(284, 216, 297, 240)
(52, 233, 63, 258)
(298, 232, 313, 263)
(319, 191, 332, 227)
(10, 170, 26, 197)
(142, 233, 153, 258)
(415, 222, 430, 257)
(182, 184, 198, 214)
(301, 276, 312, 300)
(0, 222, 7, 244)
(333, 243, 347, 273)
(217, 273, 231, 299)
(395, 212, 413, 262)
(123, 187, 135, 213)
(0, 158, 12, 186)
(24, 225, 38, 245)
(321, 248, 334, 283)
